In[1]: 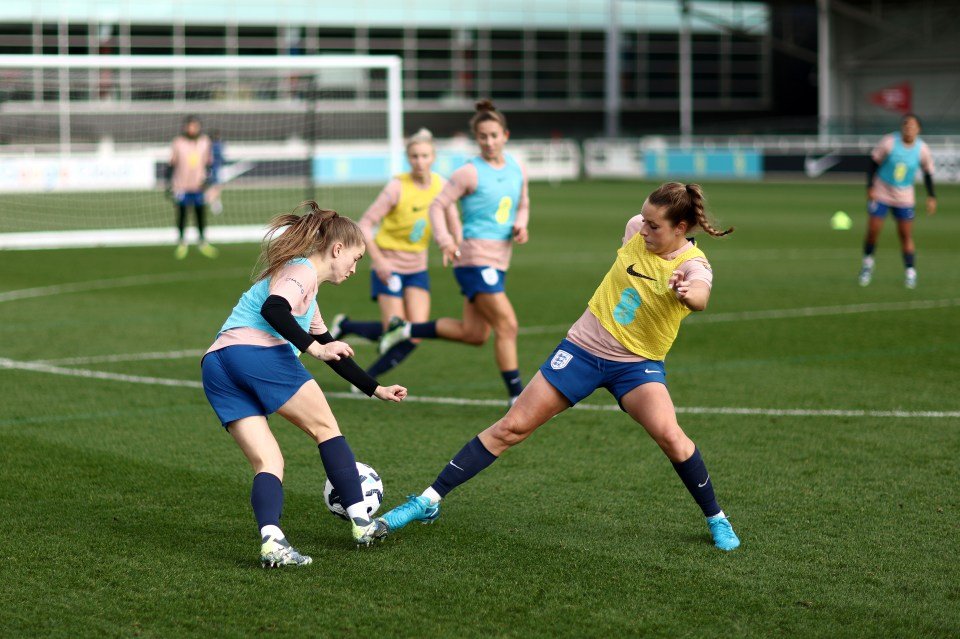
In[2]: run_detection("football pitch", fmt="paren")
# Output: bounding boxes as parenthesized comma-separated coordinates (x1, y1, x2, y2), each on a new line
(2, 180, 958, 638)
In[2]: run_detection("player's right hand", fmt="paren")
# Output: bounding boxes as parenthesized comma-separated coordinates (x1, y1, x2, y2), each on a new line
(441, 244, 460, 267)
(311, 340, 354, 361)
(374, 384, 407, 402)
(373, 261, 394, 284)
(867, 187, 877, 202)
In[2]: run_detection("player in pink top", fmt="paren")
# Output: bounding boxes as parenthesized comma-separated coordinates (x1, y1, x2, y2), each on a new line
(859, 114, 937, 289)
(167, 115, 218, 260)
(379, 100, 531, 405)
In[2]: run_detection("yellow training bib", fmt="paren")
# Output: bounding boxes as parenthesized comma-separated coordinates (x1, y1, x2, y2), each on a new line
(588, 234, 708, 360)
(375, 172, 442, 253)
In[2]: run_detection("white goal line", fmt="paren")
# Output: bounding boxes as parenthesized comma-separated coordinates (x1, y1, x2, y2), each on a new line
(1, 356, 957, 420)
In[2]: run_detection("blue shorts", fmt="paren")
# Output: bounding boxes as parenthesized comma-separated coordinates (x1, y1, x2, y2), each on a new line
(539, 339, 666, 409)
(869, 200, 914, 221)
(176, 191, 206, 207)
(370, 270, 430, 300)
(201, 344, 313, 427)
(453, 266, 507, 301)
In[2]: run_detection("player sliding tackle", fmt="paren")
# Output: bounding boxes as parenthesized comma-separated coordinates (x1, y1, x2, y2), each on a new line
(377, 182, 741, 552)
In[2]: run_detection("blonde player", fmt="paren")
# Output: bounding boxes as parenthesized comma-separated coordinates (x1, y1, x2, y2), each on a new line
(378, 100, 530, 404)
(328, 129, 459, 380)
(167, 115, 217, 259)
(201, 203, 407, 567)
(859, 113, 937, 289)
(378, 183, 741, 552)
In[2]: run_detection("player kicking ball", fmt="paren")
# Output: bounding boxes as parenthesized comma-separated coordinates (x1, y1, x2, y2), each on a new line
(378, 183, 741, 552)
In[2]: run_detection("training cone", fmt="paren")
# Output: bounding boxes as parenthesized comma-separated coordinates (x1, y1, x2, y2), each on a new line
(831, 210, 852, 230)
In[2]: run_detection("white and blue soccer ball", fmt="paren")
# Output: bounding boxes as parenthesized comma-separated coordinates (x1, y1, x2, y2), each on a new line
(323, 462, 384, 520)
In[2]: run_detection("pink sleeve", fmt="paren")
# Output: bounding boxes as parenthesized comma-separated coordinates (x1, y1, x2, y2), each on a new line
(871, 135, 894, 164)
(269, 264, 316, 315)
(169, 138, 178, 165)
(430, 164, 476, 250)
(309, 309, 327, 335)
(921, 143, 935, 173)
(204, 136, 213, 167)
(622, 214, 645, 245)
(679, 257, 714, 288)
(514, 163, 530, 229)
(439, 177, 463, 241)
(359, 179, 401, 241)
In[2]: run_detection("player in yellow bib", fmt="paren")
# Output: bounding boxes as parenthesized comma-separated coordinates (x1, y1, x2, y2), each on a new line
(329, 129, 459, 381)
(378, 182, 742, 552)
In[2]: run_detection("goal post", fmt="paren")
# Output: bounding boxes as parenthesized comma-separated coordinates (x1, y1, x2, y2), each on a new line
(0, 54, 404, 249)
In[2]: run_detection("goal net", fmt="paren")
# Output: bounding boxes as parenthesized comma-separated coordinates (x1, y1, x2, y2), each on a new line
(0, 54, 403, 249)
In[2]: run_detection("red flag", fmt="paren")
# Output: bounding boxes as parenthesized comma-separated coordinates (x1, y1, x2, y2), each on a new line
(869, 82, 912, 114)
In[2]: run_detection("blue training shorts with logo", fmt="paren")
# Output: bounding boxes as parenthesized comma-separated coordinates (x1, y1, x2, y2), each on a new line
(539, 338, 667, 409)
(370, 269, 430, 300)
(201, 344, 313, 427)
(869, 200, 914, 221)
(176, 191, 206, 207)
(453, 266, 507, 301)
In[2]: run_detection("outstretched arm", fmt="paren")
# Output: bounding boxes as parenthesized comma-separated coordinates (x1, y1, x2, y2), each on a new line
(312, 331, 406, 401)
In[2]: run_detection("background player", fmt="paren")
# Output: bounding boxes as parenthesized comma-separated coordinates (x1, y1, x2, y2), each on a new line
(200, 203, 406, 567)
(859, 113, 936, 288)
(167, 115, 218, 259)
(328, 128, 460, 382)
(378, 100, 530, 405)
(377, 182, 741, 552)
(206, 129, 225, 215)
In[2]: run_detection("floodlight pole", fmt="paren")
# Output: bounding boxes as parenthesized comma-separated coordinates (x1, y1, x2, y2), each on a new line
(679, 0, 693, 146)
(818, 0, 832, 142)
(604, 0, 621, 138)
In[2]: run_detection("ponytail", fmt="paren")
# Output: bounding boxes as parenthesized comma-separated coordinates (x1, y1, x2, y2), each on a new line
(469, 98, 508, 133)
(648, 182, 733, 238)
(254, 201, 365, 282)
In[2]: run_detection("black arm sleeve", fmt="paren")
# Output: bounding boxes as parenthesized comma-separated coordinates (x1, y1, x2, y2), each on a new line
(312, 331, 379, 397)
(260, 295, 315, 354)
(866, 159, 879, 190)
(923, 171, 936, 199)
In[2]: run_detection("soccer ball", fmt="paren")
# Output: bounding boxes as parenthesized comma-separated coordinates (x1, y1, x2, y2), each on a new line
(323, 462, 384, 520)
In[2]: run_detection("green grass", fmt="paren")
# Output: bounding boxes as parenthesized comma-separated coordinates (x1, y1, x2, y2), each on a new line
(2, 180, 959, 638)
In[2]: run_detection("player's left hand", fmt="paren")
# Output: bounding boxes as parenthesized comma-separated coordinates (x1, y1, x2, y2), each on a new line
(668, 269, 692, 300)
(314, 340, 354, 361)
(513, 225, 529, 244)
(926, 197, 937, 215)
(374, 384, 407, 402)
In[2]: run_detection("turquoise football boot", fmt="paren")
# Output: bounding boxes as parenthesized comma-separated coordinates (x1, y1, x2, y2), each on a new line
(378, 495, 440, 531)
(706, 514, 740, 551)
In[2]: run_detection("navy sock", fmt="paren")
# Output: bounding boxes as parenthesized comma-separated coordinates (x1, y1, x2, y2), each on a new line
(251, 472, 284, 531)
(501, 369, 524, 398)
(671, 447, 721, 518)
(366, 340, 417, 378)
(341, 320, 383, 341)
(864, 241, 876, 257)
(903, 252, 915, 269)
(430, 436, 498, 498)
(410, 321, 438, 339)
(318, 436, 364, 512)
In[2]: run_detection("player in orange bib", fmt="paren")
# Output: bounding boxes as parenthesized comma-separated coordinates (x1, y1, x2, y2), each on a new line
(378, 182, 741, 552)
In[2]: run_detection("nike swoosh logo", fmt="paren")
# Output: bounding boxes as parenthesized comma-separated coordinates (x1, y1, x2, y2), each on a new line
(449, 461, 465, 471)
(643, 369, 660, 374)
(412, 205, 426, 212)
(626, 264, 656, 281)
(804, 153, 840, 178)
(698, 475, 710, 488)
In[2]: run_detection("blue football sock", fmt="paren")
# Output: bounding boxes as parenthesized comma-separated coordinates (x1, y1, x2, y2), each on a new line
(500, 369, 524, 398)
(341, 320, 383, 341)
(318, 436, 364, 511)
(903, 252, 915, 269)
(430, 436, 498, 498)
(410, 321, 438, 339)
(671, 447, 722, 518)
(366, 340, 417, 378)
(251, 472, 284, 530)
(864, 241, 876, 257)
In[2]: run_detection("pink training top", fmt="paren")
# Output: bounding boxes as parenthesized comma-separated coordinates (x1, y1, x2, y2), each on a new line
(429, 161, 530, 272)
(566, 214, 713, 362)
(871, 134, 934, 208)
(170, 135, 212, 193)
(358, 177, 459, 274)
(205, 262, 328, 355)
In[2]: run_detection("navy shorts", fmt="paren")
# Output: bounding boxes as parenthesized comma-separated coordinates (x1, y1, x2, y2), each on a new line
(176, 191, 206, 207)
(539, 339, 666, 409)
(453, 266, 507, 301)
(201, 344, 313, 427)
(370, 269, 430, 300)
(869, 200, 914, 221)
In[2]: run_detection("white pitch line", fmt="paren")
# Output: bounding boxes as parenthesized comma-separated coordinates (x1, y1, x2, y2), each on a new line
(2, 357, 958, 420)
(36, 349, 207, 366)
(0, 268, 248, 303)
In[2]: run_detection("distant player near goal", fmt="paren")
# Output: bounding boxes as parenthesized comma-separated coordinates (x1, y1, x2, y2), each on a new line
(859, 113, 937, 289)
(378, 183, 742, 552)
(167, 115, 218, 259)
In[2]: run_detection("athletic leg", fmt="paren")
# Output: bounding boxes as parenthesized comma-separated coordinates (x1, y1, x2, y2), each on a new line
(472, 292, 523, 399)
(366, 287, 429, 378)
(860, 211, 884, 286)
(174, 203, 189, 258)
(896, 218, 917, 288)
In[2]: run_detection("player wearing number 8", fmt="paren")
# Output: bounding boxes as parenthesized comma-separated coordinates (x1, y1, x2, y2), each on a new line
(378, 99, 531, 405)
(378, 183, 742, 552)
(859, 114, 937, 289)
